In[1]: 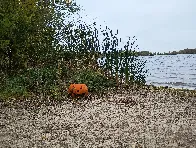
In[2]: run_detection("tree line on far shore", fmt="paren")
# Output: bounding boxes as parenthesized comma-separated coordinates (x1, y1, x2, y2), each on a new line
(97, 48, 196, 57)
(133, 48, 196, 56)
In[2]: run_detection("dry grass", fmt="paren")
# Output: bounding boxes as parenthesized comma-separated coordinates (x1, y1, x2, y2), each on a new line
(0, 86, 196, 148)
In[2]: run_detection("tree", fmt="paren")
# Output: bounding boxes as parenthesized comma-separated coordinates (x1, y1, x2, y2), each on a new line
(0, 0, 81, 75)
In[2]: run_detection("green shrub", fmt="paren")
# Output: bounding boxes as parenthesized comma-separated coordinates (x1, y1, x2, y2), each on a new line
(23, 67, 58, 93)
(0, 74, 29, 98)
(72, 68, 117, 93)
(0, 66, 59, 99)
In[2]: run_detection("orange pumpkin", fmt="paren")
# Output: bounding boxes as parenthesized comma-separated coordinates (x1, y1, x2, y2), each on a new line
(68, 84, 88, 98)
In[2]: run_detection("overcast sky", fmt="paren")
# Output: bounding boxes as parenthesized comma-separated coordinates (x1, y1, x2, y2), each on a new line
(73, 0, 196, 53)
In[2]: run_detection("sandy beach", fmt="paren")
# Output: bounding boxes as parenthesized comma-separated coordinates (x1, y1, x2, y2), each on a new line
(0, 86, 196, 148)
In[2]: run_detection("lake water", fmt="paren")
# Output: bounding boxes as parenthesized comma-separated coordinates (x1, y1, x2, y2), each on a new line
(97, 54, 196, 90)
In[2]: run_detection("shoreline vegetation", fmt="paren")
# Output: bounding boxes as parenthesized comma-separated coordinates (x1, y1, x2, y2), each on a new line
(0, 1, 196, 147)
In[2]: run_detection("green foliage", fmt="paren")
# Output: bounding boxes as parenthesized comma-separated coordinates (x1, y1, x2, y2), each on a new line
(0, 0, 149, 102)
(23, 67, 58, 92)
(72, 69, 117, 93)
(0, 74, 29, 98)
(61, 22, 101, 64)
(98, 28, 148, 86)
(0, 66, 58, 96)
(0, 0, 50, 73)
(60, 21, 148, 86)
(0, 0, 80, 75)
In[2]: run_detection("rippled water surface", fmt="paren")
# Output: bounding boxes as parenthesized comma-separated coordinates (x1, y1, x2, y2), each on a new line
(97, 54, 196, 90)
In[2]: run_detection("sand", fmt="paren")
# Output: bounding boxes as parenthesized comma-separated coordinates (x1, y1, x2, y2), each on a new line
(0, 86, 196, 148)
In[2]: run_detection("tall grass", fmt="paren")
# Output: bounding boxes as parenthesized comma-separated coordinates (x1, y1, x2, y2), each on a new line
(97, 27, 148, 87)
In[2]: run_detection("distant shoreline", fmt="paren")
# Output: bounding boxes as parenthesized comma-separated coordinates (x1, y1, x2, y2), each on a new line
(97, 48, 196, 57)
(98, 53, 196, 59)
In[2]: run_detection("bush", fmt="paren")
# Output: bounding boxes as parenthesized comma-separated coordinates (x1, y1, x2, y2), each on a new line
(0, 66, 59, 99)
(0, 74, 29, 99)
(71, 68, 117, 93)
(23, 67, 58, 92)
